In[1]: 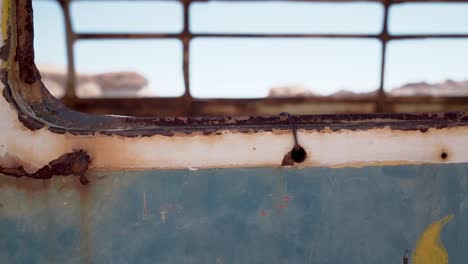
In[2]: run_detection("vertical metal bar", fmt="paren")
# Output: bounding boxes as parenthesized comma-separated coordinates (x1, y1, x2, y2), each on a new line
(182, 0, 192, 98)
(58, 0, 76, 100)
(377, 0, 390, 113)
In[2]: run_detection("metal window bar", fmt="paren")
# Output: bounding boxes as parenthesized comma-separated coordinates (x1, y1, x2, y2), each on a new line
(46, 0, 468, 114)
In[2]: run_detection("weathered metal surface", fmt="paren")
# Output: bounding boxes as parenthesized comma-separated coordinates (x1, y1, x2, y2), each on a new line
(0, 164, 467, 263)
(0, 1, 468, 262)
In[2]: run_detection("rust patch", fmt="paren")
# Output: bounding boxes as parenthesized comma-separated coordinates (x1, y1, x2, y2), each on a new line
(15, 0, 39, 84)
(0, 149, 91, 185)
(281, 151, 295, 166)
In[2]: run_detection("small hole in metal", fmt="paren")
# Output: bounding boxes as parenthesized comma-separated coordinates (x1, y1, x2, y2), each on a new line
(291, 146, 307, 163)
(441, 152, 448, 160)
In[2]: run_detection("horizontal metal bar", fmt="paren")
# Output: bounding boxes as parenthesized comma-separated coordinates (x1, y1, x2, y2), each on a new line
(45, 0, 468, 3)
(76, 33, 378, 40)
(76, 32, 468, 40)
(391, 34, 468, 40)
(196, 33, 468, 40)
(193, 33, 378, 39)
(76, 33, 181, 40)
(42, 0, 385, 2)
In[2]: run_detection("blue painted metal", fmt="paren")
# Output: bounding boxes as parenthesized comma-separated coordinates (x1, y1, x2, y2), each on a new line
(0, 164, 467, 263)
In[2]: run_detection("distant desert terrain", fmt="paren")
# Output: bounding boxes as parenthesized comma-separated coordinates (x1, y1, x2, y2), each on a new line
(268, 80, 468, 98)
(38, 64, 151, 98)
(38, 64, 468, 99)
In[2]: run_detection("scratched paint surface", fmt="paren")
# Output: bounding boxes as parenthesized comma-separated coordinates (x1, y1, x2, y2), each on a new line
(0, 164, 467, 263)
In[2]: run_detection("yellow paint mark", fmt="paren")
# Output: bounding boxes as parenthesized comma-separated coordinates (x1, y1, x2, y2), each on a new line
(413, 215, 454, 264)
(1, 0, 10, 40)
(1, 0, 10, 69)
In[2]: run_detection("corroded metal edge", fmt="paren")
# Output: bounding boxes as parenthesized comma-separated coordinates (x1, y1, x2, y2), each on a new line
(2, 0, 468, 138)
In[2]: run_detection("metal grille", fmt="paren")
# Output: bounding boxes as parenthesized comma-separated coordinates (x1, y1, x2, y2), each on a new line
(44, 0, 468, 115)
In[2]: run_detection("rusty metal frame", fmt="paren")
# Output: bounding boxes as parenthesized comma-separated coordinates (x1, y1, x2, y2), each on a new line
(2, 0, 468, 138)
(36, 0, 468, 115)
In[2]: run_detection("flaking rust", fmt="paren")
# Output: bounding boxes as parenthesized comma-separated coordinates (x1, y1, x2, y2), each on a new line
(0, 149, 91, 185)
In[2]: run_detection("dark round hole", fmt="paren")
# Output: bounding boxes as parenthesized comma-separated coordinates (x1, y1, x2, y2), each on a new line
(441, 152, 448, 160)
(291, 146, 307, 163)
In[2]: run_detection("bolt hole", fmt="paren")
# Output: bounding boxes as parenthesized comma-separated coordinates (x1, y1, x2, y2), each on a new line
(291, 146, 307, 163)
(441, 152, 448, 160)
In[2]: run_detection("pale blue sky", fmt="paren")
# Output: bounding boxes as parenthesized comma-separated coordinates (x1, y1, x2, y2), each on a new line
(32, 1, 468, 98)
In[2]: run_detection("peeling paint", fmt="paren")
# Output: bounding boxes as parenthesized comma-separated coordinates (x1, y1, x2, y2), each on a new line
(0, 149, 90, 184)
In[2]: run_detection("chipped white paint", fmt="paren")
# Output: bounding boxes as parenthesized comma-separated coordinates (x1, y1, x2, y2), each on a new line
(0, 84, 468, 172)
